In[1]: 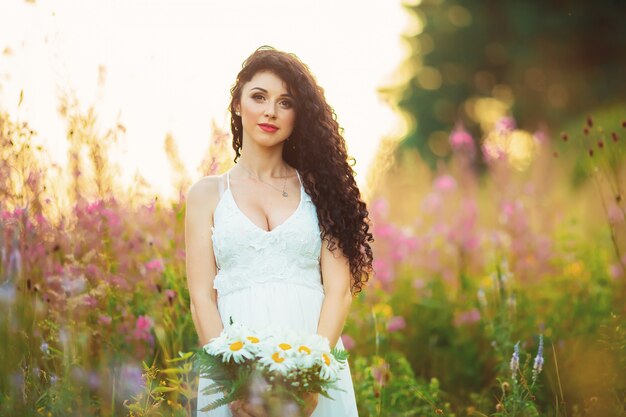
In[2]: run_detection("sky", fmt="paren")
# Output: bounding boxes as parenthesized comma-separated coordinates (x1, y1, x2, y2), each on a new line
(1, 0, 410, 200)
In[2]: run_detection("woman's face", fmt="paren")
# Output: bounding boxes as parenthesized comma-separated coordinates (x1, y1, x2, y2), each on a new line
(235, 71, 296, 150)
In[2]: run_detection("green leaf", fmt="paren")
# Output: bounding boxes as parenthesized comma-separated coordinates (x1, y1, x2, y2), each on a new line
(152, 386, 176, 393)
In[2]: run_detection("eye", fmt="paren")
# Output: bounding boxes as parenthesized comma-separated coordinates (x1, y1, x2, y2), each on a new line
(252, 93, 265, 101)
(280, 100, 293, 109)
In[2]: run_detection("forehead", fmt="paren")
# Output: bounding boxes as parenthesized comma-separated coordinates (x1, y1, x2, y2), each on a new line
(243, 71, 290, 94)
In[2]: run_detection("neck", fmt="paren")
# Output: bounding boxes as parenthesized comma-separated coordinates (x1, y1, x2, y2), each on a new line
(237, 140, 291, 179)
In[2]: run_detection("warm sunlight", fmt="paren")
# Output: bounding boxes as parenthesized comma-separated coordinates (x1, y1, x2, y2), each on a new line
(0, 0, 408, 200)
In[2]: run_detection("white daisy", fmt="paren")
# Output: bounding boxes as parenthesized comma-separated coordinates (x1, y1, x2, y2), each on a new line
(258, 343, 296, 374)
(317, 351, 341, 381)
(204, 324, 260, 364)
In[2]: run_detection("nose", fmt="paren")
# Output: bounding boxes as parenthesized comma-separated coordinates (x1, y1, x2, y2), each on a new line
(264, 101, 277, 119)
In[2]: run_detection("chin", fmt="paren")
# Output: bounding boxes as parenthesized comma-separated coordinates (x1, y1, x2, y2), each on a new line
(251, 137, 287, 148)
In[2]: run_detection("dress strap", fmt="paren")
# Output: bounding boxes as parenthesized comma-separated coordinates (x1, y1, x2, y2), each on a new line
(226, 170, 231, 190)
(295, 170, 303, 189)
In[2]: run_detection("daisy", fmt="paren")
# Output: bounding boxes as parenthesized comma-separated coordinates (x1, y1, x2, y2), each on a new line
(318, 351, 341, 381)
(258, 344, 296, 375)
(205, 324, 260, 364)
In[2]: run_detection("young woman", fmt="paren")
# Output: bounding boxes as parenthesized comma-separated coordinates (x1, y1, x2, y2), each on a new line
(185, 46, 373, 416)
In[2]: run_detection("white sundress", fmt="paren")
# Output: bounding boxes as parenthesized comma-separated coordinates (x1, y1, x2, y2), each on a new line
(196, 169, 359, 416)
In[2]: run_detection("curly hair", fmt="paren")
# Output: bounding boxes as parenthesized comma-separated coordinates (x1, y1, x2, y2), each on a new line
(228, 46, 374, 294)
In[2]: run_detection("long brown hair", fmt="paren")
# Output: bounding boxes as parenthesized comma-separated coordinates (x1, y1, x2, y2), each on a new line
(228, 46, 374, 294)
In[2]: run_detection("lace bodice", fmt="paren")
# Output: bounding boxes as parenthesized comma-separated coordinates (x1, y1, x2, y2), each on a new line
(211, 170, 323, 296)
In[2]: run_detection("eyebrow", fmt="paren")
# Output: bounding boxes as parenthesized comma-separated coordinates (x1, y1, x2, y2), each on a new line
(250, 87, 293, 98)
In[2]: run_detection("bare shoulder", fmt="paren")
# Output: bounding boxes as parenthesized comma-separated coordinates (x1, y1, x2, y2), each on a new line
(185, 175, 224, 213)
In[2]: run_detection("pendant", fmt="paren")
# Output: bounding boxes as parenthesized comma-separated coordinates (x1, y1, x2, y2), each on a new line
(282, 191, 288, 197)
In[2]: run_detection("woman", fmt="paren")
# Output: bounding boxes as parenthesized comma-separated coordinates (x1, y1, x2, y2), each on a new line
(185, 46, 373, 416)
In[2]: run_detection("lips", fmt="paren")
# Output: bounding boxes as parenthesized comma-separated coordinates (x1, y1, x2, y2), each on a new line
(258, 123, 278, 133)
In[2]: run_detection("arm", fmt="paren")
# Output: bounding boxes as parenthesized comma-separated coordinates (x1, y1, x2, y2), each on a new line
(185, 177, 224, 346)
(316, 239, 353, 348)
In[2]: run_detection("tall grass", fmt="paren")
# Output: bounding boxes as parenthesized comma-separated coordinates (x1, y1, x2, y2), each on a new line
(1, 97, 624, 416)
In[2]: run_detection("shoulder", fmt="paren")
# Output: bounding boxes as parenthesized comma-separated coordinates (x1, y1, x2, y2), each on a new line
(185, 175, 224, 211)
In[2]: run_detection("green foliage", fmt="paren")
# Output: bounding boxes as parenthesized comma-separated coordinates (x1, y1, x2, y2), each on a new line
(353, 352, 454, 416)
(393, 0, 626, 166)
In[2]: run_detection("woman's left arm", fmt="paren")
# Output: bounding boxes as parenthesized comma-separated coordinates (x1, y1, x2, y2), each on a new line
(317, 239, 353, 348)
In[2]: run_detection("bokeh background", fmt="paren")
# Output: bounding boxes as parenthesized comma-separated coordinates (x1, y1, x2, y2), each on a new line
(1, 1, 625, 416)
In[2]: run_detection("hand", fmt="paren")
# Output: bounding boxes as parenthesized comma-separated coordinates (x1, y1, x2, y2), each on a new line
(228, 399, 268, 417)
(300, 392, 319, 417)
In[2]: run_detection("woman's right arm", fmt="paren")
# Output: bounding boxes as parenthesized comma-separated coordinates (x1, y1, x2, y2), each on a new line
(185, 177, 224, 346)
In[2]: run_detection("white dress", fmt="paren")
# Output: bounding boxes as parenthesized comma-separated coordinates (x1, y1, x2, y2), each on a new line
(196, 170, 359, 416)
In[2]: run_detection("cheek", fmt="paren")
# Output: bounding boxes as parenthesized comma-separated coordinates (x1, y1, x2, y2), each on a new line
(285, 112, 297, 129)
(241, 100, 259, 116)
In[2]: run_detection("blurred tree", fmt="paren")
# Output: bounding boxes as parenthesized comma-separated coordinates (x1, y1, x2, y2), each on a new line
(387, 0, 626, 167)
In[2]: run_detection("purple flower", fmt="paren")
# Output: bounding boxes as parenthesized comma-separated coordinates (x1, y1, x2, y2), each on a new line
(8, 248, 22, 279)
(117, 363, 145, 398)
(88, 372, 101, 390)
(510, 341, 520, 377)
(0, 283, 16, 306)
(40, 342, 50, 355)
(532, 335, 544, 382)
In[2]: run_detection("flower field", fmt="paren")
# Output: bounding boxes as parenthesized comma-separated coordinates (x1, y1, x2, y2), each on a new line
(1, 103, 625, 417)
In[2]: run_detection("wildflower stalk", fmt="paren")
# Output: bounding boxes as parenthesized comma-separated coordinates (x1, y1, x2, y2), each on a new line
(576, 118, 626, 277)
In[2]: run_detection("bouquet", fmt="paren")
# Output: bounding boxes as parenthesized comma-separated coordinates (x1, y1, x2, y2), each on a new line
(195, 322, 348, 413)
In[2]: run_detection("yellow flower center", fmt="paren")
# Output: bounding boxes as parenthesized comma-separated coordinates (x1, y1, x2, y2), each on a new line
(272, 352, 285, 363)
(246, 336, 259, 343)
(278, 343, 292, 351)
(229, 341, 244, 351)
(298, 345, 311, 355)
(323, 353, 331, 366)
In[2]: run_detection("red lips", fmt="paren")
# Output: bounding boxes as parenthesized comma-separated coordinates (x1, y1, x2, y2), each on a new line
(258, 123, 278, 132)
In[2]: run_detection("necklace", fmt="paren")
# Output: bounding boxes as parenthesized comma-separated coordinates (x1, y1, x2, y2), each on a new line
(238, 163, 289, 197)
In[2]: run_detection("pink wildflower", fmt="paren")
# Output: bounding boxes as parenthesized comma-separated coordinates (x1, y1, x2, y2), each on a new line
(371, 198, 390, 219)
(387, 316, 407, 332)
(495, 117, 516, 134)
(453, 308, 481, 326)
(145, 259, 164, 273)
(371, 362, 390, 386)
(422, 192, 443, 213)
(373, 259, 393, 283)
(607, 204, 625, 224)
(449, 125, 475, 153)
(82, 295, 98, 308)
(341, 334, 355, 350)
(374, 224, 395, 238)
(412, 279, 426, 289)
(165, 289, 177, 305)
(434, 175, 457, 192)
(133, 315, 154, 343)
(609, 263, 624, 280)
